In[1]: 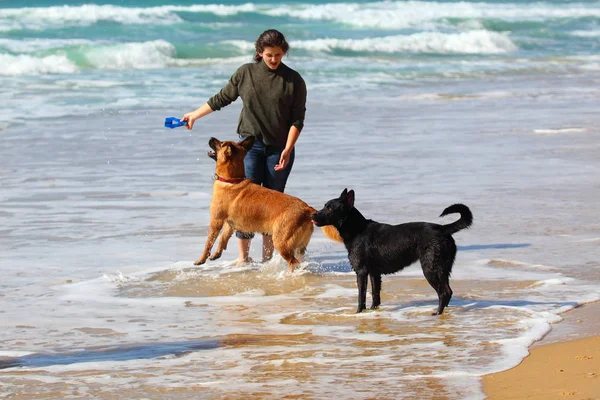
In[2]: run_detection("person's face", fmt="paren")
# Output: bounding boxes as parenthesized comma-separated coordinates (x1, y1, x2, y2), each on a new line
(259, 46, 285, 70)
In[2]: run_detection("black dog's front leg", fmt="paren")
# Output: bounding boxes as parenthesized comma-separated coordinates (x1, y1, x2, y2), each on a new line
(355, 269, 368, 313)
(369, 272, 381, 309)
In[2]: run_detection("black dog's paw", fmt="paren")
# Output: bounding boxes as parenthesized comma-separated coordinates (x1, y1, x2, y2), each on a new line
(356, 305, 367, 313)
(369, 304, 380, 310)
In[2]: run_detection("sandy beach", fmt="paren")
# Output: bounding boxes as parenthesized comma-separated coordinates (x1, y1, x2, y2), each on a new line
(483, 302, 600, 399)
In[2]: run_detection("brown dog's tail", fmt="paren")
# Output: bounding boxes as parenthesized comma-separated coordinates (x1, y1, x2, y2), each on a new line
(320, 225, 343, 243)
(308, 206, 343, 243)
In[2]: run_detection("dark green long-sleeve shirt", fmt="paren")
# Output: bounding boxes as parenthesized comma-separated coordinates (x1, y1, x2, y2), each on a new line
(207, 61, 307, 148)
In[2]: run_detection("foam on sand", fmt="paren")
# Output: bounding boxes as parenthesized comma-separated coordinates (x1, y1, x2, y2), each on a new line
(533, 127, 587, 135)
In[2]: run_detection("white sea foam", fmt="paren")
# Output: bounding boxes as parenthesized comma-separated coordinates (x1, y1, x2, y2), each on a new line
(264, 1, 600, 29)
(225, 30, 517, 55)
(533, 127, 587, 134)
(3, 2, 600, 32)
(0, 53, 78, 75)
(301, 31, 517, 54)
(82, 40, 248, 70)
(0, 38, 99, 53)
(0, 4, 257, 32)
(83, 40, 176, 70)
(570, 29, 600, 37)
(580, 237, 600, 243)
(0, 39, 246, 76)
(0, 4, 179, 31)
(532, 277, 576, 288)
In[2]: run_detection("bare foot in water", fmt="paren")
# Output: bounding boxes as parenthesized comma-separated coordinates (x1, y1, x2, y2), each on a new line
(235, 257, 254, 266)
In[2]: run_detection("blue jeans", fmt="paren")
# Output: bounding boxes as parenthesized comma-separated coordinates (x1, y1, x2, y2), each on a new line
(236, 137, 295, 239)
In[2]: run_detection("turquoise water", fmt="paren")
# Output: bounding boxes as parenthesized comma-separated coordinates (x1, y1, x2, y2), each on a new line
(2, 2, 600, 82)
(2, 0, 600, 125)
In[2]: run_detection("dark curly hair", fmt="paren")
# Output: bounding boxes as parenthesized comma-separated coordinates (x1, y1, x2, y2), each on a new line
(254, 29, 290, 62)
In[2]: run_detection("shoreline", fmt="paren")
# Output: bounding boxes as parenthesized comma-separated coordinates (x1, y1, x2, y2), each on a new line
(483, 301, 600, 399)
(533, 300, 600, 347)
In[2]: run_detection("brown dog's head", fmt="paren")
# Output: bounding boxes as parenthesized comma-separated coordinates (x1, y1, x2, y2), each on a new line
(208, 136, 256, 179)
(208, 136, 255, 160)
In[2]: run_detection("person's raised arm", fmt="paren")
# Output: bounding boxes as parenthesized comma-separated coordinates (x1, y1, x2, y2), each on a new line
(181, 67, 242, 130)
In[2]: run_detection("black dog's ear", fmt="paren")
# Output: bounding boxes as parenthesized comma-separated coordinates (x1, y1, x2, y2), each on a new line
(208, 137, 221, 151)
(239, 136, 256, 152)
(344, 189, 355, 208)
(339, 188, 348, 199)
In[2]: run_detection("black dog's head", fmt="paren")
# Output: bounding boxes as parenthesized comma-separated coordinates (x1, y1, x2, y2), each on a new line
(311, 188, 355, 227)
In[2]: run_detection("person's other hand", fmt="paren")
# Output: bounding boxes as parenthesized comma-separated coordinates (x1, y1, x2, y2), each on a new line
(274, 148, 291, 171)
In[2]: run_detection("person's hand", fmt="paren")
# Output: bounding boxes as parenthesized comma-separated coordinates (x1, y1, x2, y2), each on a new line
(274, 148, 292, 171)
(181, 111, 198, 130)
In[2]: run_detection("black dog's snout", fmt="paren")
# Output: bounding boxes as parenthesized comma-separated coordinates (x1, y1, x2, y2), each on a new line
(310, 212, 322, 226)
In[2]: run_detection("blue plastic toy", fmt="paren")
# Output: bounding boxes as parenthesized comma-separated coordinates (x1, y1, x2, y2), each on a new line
(164, 117, 187, 128)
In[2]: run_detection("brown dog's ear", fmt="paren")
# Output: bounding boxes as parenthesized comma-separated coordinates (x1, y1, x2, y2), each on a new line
(344, 189, 355, 208)
(239, 135, 256, 152)
(208, 137, 221, 151)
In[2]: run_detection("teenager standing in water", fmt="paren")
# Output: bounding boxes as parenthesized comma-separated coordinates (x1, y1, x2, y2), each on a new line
(181, 29, 307, 265)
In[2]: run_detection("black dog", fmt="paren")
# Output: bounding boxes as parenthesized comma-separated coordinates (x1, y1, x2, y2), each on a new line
(311, 189, 473, 315)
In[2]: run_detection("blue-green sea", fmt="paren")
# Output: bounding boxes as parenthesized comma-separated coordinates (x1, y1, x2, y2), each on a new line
(2, 0, 600, 124)
(2, 1, 600, 399)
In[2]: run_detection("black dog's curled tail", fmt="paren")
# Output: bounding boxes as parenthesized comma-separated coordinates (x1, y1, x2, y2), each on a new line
(439, 204, 473, 235)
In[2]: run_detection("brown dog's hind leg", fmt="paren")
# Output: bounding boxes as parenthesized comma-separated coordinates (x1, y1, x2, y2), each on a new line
(194, 219, 224, 265)
(273, 223, 311, 273)
(209, 222, 234, 261)
(282, 254, 300, 273)
(276, 241, 299, 272)
(274, 242, 300, 273)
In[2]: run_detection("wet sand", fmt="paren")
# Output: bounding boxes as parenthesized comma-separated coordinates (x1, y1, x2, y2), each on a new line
(483, 301, 600, 399)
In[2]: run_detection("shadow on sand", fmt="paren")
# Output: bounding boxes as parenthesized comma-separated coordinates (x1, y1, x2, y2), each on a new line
(458, 243, 531, 251)
(386, 297, 577, 314)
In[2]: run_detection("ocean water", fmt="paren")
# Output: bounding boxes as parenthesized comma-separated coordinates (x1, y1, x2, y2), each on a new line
(1, 0, 600, 398)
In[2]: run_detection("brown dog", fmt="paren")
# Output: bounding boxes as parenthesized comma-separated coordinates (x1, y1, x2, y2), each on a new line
(194, 136, 342, 272)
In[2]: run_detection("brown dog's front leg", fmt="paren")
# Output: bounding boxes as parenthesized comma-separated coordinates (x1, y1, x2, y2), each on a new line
(194, 220, 224, 265)
(355, 270, 368, 313)
(209, 222, 234, 261)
